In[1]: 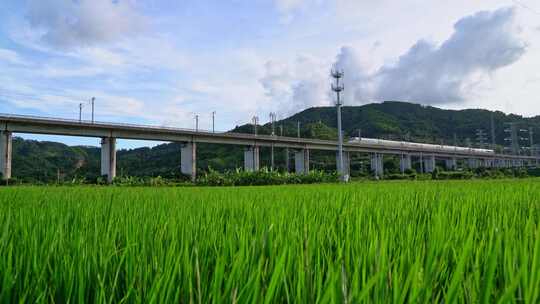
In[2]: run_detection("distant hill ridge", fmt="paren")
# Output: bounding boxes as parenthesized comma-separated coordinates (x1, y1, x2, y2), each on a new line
(11, 101, 540, 182)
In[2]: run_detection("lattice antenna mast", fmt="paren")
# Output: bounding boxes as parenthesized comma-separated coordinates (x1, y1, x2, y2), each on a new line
(504, 122, 519, 155)
(252, 116, 259, 136)
(331, 68, 346, 181)
(476, 129, 488, 148)
(490, 113, 496, 148)
(331, 69, 344, 106)
(529, 127, 535, 156)
(269, 112, 276, 136)
(519, 127, 530, 155)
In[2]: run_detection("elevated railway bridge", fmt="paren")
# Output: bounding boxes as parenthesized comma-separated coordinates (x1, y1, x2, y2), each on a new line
(1, 113, 538, 182)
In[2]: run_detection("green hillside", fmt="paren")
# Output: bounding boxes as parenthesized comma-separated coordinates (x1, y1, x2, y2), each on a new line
(8, 101, 539, 182)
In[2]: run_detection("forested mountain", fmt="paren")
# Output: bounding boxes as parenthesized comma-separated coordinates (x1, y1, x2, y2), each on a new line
(9, 101, 540, 182)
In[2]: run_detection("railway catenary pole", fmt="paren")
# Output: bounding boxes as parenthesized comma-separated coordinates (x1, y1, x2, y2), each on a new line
(529, 127, 534, 156)
(270, 112, 276, 170)
(79, 103, 83, 122)
(252, 116, 259, 136)
(490, 113, 496, 149)
(212, 111, 216, 133)
(331, 68, 346, 182)
(91, 97, 95, 123)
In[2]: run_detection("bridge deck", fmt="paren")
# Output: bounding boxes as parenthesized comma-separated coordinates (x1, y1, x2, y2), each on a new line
(0, 113, 536, 160)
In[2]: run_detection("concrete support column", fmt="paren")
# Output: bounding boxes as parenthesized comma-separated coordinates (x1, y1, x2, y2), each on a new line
(400, 154, 412, 173)
(101, 137, 117, 183)
(181, 142, 197, 181)
(478, 159, 486, 168)
(294, 149, 310, 174)
(445, 158, 457, 171)
(337, 151, 350, 178)
(370, 153, 384, 178)
(468, 158, 479, 169)
(423, 155, 436, 173)
(285, 148, 290, 172)
(0, 131, 12, 180)
(244, 146, 260, 172)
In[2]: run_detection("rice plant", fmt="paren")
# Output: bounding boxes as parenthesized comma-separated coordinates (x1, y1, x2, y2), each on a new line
(0, 179, 539, 303)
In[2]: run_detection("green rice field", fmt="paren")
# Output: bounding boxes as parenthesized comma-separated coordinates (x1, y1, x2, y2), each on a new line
(1, 180, 540, 303)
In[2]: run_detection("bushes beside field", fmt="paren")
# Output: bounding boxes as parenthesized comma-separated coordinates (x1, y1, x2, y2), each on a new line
(197, 168, 339, 186)
(1, 167, 536, 186)
(382, 168, 532, 181)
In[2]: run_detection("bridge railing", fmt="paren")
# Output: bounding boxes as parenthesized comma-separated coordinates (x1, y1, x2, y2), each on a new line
(0, 113, 221, 134)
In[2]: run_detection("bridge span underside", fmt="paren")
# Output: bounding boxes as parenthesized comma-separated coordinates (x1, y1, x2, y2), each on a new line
(1, 114, 538, 182)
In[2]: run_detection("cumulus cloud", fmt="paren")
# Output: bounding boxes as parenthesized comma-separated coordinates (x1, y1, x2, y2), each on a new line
(337, 7, 527, 104)
(25, 0, 147, 49)
(261, 7, 527, 111)
(260, 61, 293, 102)
(260, 55, 329, 115)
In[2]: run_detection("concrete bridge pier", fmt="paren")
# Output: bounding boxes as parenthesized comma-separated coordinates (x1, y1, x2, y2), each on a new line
(181, 142, 197, 181)
(0, 131, 12, 180)
(285, 147, 290, 172)
(423, 155, 436, 173)
(244, 146, 260, 172)
(101, 137, 117, 183)
(371, 153, 383, 178)
(445, 158, 457, 171)
(294, 149, 310, 174)
(400, 154, 412, 173)
(337, 151, 350, 179)
(468, 158, 479, 169)
(479, 159, 487, 168)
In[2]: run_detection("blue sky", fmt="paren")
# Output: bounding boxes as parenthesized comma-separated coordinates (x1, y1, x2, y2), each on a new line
(1, 0, 539, 148)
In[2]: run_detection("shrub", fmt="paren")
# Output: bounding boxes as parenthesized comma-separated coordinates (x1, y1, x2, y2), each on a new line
(196, 168, 339, 186)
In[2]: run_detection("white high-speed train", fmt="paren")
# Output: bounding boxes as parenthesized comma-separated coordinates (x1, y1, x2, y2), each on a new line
(349, 137, 495, 155)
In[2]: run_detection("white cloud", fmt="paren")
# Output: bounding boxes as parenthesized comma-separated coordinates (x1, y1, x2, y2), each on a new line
(274, 0, 306, 13)
(260, 60, 293, 102)
(260, 7, 528, 113)
(374, 8, 526, 104)
(25, 0, 147, 49)
(273, 0, 325, 23)
(259, 54, 331, 115)
(0, 48, 26, 65)
(371, 7, 526, 104)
